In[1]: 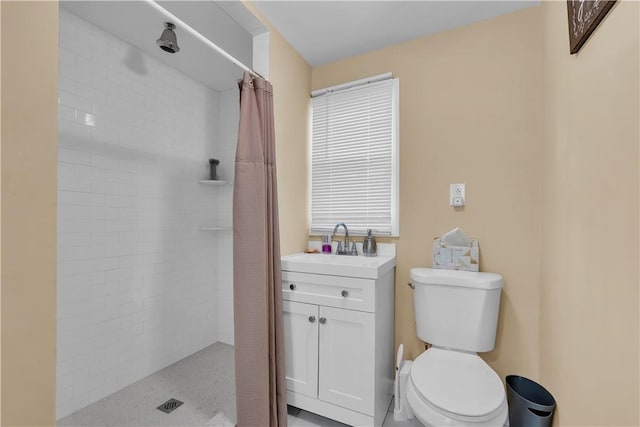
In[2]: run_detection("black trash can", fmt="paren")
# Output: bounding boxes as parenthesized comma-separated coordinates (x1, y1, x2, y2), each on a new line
(506, 375, 556, 427)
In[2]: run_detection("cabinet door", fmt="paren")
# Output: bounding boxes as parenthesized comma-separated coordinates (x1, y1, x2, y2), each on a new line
(318, 306, 375, 415)
(283, 300, 318, 398)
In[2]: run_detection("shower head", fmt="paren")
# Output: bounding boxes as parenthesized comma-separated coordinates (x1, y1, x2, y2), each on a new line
(157, 22, 180, 53)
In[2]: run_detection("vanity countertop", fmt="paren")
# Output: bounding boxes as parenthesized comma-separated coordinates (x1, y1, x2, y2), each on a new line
(281, 252, 396, 279)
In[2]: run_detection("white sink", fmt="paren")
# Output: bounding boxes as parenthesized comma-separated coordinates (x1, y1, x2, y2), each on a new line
(281, 252, 396, 279)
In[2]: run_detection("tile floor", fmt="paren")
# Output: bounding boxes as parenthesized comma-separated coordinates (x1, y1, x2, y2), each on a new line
(58, 343, 236, 427)
(288, 403, 422, 427)
(58, 341, 421, 427)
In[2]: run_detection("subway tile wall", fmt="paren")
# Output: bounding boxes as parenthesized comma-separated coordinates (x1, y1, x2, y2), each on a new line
(57, 9, 237, 418)
(216, 88, 238, 346)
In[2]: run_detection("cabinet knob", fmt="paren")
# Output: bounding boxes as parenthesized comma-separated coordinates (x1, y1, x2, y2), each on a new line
(319, 317, 326, 324)
(289, 283, 296, 290)
(341, 290, 349, 298)
(308, 315, 316, 323)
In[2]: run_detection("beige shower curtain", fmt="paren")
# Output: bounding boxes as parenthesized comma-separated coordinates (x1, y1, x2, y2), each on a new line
(233, 72, 288, 427)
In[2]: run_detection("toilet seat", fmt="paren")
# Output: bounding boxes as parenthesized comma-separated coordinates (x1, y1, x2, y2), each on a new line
(409, 348, 505, 422)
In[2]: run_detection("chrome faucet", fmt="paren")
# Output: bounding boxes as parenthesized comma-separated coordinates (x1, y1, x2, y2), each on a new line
(332, 222, 357, 255)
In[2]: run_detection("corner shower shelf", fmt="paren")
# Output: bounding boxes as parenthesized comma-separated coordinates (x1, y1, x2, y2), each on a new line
(199, 180, 231, 186)
(199, 226, 232, 231)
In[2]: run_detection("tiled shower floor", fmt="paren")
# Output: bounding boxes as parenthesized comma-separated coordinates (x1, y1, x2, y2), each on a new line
(57, 341, 421, 427)
(57, 342, 237, 427)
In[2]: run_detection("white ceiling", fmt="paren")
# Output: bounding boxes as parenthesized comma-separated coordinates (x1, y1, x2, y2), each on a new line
(61, 1, 540, 88)
(62, 1, 263, 90)
(253, 1, 540, 67)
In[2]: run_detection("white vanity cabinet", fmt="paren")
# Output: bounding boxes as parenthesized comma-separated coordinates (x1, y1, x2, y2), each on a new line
(281, 253, 395, 427)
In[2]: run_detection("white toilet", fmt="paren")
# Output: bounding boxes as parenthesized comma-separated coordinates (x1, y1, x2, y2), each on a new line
(406, 268, 508, 427)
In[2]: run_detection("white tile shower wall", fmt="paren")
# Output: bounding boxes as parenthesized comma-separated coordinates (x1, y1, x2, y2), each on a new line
(216, 89, 238, 346)
(57, 9, 224, 419)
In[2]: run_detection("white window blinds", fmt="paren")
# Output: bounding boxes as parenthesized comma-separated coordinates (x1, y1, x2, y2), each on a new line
(310, 77, 399, 236)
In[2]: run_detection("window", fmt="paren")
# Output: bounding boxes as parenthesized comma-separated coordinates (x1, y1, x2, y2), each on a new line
(310, 75, 399, 236)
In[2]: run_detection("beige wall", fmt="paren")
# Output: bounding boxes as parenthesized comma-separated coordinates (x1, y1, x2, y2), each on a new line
(311, 3, 639, 425)
(0, 2, 3, 420)
(313, 7, 544, 379)
(539, 1, 639, 426)
(268, 30, 312, 256)
(1, 1, 58, 426)
(242, 2, 312, 256)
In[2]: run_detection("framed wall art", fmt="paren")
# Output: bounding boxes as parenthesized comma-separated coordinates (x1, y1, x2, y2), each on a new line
(567, 0, 617, 54)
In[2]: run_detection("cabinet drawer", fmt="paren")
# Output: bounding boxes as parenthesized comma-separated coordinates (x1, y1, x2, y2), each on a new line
(282, 271, 375, 312)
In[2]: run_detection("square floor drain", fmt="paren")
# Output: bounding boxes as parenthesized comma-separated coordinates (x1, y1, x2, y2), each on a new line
(157, 398, 184, 414)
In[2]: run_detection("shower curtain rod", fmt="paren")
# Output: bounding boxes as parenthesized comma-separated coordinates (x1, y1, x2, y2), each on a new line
(143, 0, 263, 79)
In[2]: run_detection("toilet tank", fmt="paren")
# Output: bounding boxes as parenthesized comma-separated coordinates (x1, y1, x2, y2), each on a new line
(411, 268, 503, 353)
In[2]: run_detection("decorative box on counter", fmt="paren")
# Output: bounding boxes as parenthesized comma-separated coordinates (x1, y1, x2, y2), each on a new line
(432, 237, 479, 272)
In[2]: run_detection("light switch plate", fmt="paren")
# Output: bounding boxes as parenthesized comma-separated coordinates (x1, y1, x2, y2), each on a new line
(450, 183, 465, 207)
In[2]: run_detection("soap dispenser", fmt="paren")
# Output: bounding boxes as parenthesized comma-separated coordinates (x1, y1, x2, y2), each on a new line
(362, 229, 377, 257)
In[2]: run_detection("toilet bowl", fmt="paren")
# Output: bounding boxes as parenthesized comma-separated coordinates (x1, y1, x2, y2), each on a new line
(405, 347, 507, 426)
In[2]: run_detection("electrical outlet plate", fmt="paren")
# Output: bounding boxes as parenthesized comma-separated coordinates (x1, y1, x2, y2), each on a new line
(450, 183, 465, 207)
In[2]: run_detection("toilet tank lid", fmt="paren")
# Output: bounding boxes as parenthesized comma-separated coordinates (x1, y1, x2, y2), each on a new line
(411, 268, 503, 290)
